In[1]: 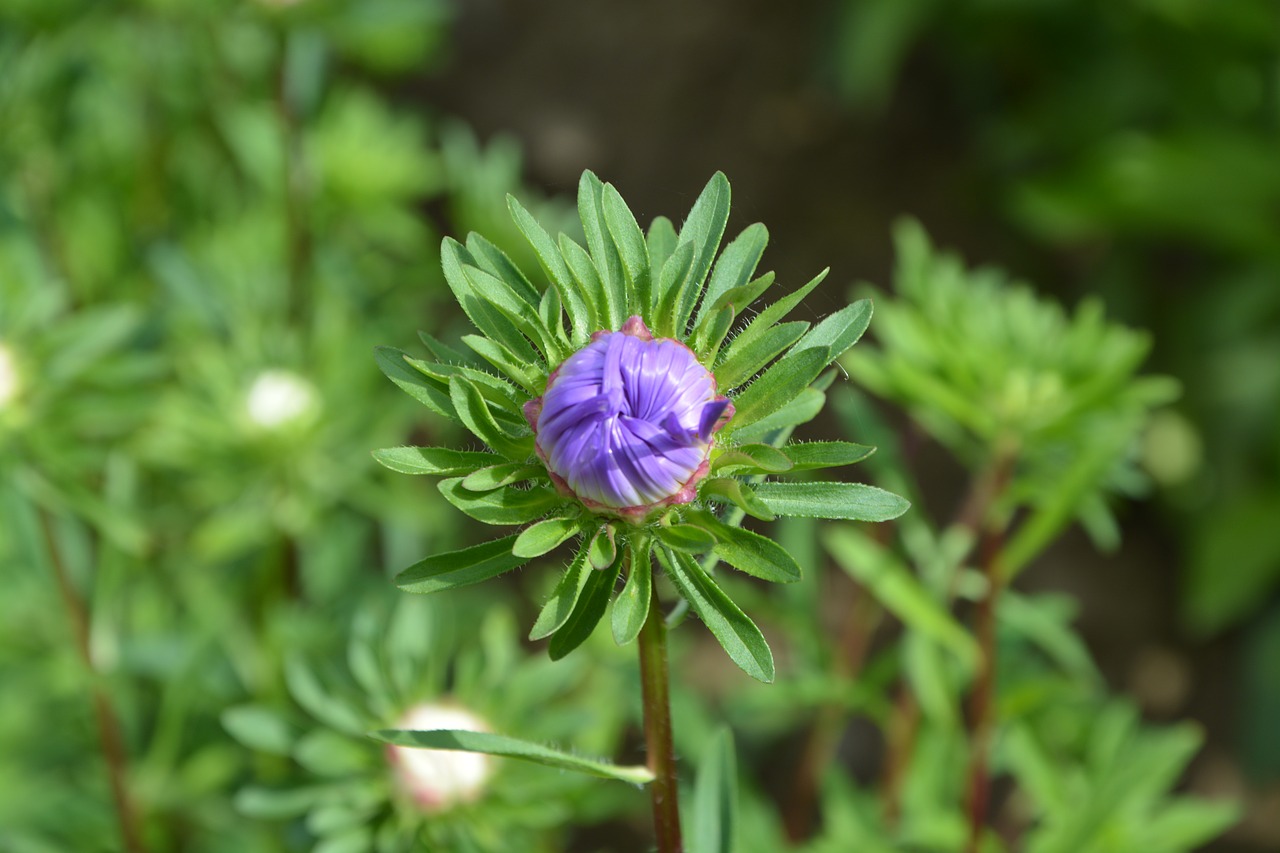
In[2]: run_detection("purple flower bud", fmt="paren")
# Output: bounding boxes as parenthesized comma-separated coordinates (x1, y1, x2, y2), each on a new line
(525, 316, 733, 521)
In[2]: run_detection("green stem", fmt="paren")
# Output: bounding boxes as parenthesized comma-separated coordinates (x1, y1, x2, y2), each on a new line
(638, 558, 683, 853)
(39, 508, 148, 853)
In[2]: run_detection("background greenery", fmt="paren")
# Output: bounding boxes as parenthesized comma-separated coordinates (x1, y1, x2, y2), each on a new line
(1, 0, 1275, 851)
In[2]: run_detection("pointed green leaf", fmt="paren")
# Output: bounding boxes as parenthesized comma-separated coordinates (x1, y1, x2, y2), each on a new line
(418, 331, 484, 369)
(448, 376, 533, 460)
(712, 444, 794, 475)
(726, 267, 829, 357)
(395, 534, 526, 594)
(508, 194, 592, 343)
(691, 727, 738, 853)
(530, 544, 593, 640)
(375, 346, 454, 418)
(731, 387, 826, 444)
(783, 441, 875, 471)
(370, 728, 653, 784)
(603, 182, 651, 312)
(696, 222, 768, 329)
(549, 554, 621, 660)
(754, 481, 909, 522)
(715, 320, 810, 390)
(695, 304, 735, 366)
(579, 171, 627, 330)
(461, 334, 543, 395)
(790, 298, 873, 362)
(513, 516, 580, 559)
(673, 172, 731, 334)
(659, 548, 774, 682)
(694, 512, 802, 583)
(654, 240, 696, 338)
(824, 526, 977, 669)
(409, 357, 523, 418)
(438, 479, 562, 525)
(461, 463, 544, 492)
(728, 347, 831, 432)
(655, 522, 718, 554)
(700, 477, 776, 521)
(440, 238, 537, 359)
(646, 216, 678, 297)
(459, 263, 559, 360)
(612, 538, 652, 645)
(372, 446, 502, 476)
(560, 234, 609, 326)
(464, 232, 541, 305)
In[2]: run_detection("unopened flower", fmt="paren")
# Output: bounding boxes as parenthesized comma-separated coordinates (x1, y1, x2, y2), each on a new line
(526, 316, 731, 520)
(245, 369, 317, 429)
(377, 170, 906, 678)
(388, 703, 493, 812)
(0, 342, 19, 409)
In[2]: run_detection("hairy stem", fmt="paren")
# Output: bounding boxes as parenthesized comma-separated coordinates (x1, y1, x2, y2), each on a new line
(39, 508, 148, 853)
(638, 556, 683, 853)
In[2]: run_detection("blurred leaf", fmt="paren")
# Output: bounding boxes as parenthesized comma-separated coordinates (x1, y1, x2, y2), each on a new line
(690, 727, 738, 853)
(221, 705, 297, 755)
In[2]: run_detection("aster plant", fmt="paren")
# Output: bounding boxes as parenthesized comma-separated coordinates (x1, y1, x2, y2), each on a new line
(373, 171, 908, 851)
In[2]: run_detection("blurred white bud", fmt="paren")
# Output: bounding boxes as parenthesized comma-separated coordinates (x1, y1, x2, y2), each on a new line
(0, 342, 19, 409)
(388, 703, 493, 812)
(245, 370, 317, 429)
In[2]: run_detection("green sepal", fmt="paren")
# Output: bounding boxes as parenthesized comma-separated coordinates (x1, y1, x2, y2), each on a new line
(655, 522, 718, 554)
(753, 481, 909, 522)
(700, 477, 776, 521)
(461, 462, 544, 492)
(548, 551, 621, 660)
(588, 523, 618, 570)
(711, 444, 794, 475)
(370, 728, 653, 785)
(438, 478, 562, 525)
(448, 376, 533, 461)
(372, 446, 502, 476)
(513, 516, 581, 559)
(507, 193, 593, 344)
(714, 320, 810, 391)
(782, 441, 876, 472)
(658, 547, 774, 683)
(529, 544, 593, 640)
(692, 510, 802, 583)
(612, 538, 652, 646)
(395, 535, 526, 594)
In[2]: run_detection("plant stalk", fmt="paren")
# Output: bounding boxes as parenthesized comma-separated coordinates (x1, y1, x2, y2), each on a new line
(964, 523, 1007, 853)
(39, 508, 148, 853)
(638, 558, 683, 853)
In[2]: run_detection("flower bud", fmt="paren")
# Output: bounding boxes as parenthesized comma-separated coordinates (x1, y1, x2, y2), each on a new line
(525, 316, 732, 521)
(387, 703, 493, 812)
(0, 342, 18, 410)
(245, 369, 318, 430)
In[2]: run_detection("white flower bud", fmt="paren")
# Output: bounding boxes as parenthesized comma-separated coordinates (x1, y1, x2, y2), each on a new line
(245, 370, 317, 429)
(388, 703, 493, 812)
(0, 342, 19, 410)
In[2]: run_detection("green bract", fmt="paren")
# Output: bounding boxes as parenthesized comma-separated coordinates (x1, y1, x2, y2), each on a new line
(378, 171, 908, 680)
